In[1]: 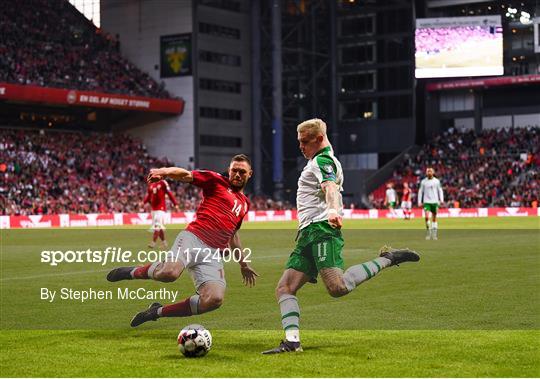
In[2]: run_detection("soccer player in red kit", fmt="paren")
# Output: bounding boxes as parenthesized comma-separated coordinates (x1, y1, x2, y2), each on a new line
(401, 182, 412, 220)
(144, 179, 178, 248)
(107, 154, 259, 327)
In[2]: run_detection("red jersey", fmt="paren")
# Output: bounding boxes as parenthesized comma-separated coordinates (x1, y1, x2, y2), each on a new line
(402, 188, 412, 202)
(144, 180, 177, 211)
(186, 170, 250, 249)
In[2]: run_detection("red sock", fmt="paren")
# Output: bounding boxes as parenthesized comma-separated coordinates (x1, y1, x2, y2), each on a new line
(159, 230, 165, 241)
(161, 297, 192, 317)
(153, 230, 159, 242)
(132, 264, 152, 279)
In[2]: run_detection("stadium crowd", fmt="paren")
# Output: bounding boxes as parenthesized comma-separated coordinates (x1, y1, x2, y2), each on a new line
(0, 0, 170, 98)
(371, 127, 539, 209)
(0, 129, 288, 216)
(2, 126, 538, 216)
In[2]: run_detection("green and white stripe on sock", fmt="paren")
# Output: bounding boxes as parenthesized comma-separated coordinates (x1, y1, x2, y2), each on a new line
(279, 294, 300, 342)
(363, 257, 391, 277)
(343, 257, 392, 292)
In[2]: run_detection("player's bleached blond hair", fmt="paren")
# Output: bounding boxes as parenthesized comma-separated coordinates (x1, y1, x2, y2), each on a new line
(297, 118, 327, 137)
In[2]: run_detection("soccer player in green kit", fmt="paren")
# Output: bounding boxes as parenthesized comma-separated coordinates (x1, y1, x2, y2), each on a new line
(418, 167, 445, 240)
(263, 118, 421, 354)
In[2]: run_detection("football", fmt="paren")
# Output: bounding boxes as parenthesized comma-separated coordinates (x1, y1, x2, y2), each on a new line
(177, 324, 212, 357)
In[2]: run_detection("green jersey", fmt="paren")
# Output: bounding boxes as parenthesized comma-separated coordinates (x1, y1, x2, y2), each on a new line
(297, 146, 344, 230)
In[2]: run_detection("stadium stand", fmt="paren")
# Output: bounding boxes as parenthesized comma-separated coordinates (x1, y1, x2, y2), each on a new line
(0, 129, 289, 215)
(3, 126, 536, 216)
(370, 127, 539, 209)
(0, 0, 170, 98)
(1, 128, 177, 215)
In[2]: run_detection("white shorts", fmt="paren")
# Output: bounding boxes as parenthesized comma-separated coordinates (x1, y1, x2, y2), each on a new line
(401, 201, 412, 210)
(166, 231, 226, 290)
(151, 210, 166, 231)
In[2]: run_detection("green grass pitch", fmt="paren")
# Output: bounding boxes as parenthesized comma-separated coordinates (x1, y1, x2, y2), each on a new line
(1, 217, 539, 377)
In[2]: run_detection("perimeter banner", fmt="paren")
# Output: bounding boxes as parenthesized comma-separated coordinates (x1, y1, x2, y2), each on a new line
(0, 83, 184, 114)
(1, 208, 538, 229)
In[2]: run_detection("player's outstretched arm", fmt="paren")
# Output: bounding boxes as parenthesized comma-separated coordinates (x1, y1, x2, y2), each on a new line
(230, 232, 258, 287)
(321, 181, 342, 229)
(147, 167, 193, 183)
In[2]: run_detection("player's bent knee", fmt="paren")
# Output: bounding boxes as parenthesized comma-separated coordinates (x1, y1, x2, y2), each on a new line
(275, 283, 294, 298)
(200, 292, 224, 311)
(320, 268, 348, 297)
(155, 264, 182, 282)
(325, 283, 348, 298)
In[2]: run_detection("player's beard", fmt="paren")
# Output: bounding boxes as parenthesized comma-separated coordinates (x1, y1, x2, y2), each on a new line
(230, 178, 245, 191)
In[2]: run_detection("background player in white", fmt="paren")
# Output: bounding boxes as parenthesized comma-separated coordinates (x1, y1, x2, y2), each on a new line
(262, 118, 420, 354)
(418, 167, 444, 240)
(384, 183, 398, 217)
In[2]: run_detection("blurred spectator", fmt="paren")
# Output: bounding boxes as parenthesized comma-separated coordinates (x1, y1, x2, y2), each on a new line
(0, 0, 170, 98)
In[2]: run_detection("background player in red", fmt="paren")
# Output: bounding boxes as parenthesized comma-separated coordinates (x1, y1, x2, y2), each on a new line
(143, 179, 178, 248)
(401, 182, 413, 220)
(107, 154, 259, 326)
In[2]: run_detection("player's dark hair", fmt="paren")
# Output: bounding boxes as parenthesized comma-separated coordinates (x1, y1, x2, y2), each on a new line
(231, 154, 251, 167)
